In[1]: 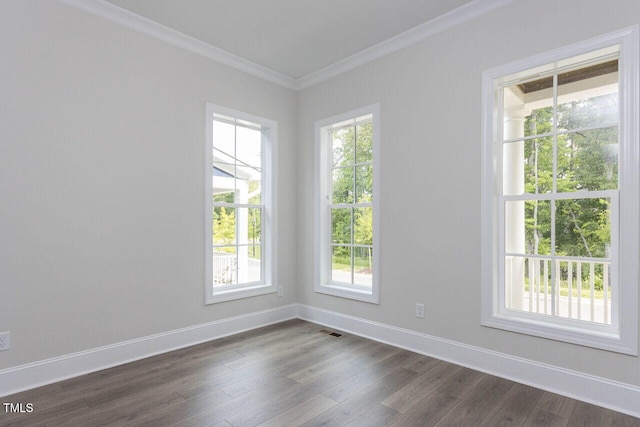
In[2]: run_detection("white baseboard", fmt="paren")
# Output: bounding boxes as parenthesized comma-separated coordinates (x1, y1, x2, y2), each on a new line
(3, 302, 639, 419)
(0, 304, 297, 397)
(297, 304, 640, 419)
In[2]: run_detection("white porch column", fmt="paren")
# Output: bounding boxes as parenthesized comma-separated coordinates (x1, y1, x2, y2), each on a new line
(503, 87, 527, 310)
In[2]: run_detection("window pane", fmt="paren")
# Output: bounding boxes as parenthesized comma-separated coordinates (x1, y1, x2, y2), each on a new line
(504, 255, 527, 312)
(505, 200, 551, 256)
(248, 208, 261, 245)
(502, 140, 524, 196)
(355, 122, 373, 164)
(240, 244, 261, 283)
(235, 126, 262, 168)
(504, 200, 523, 254)
(236, 165, 262, 204)
(524, 137, 553, 194)
(332, 245, 352, 284)
(213, 161, 236, 193)
(213, 149, 236, 167)
(247, 243, 261, 260)
(558, 92, 618, 131)
(505, 242, 613, 324)
(557, 62, 618, 131)
(557, 127, 618, 192)
(213, 192, 234, 204)
(331, 208, 351, 244)
(524, 105, 554, 138)
(526, 200, 551, 255)
(555, 260, 611, 324)
(332, 167, 354, 204)
(505, 256, 552, 315)
(213, 207, 236, 245)
(354, 246, 373, 287)
(235, 165, 262, 182)
(213, 120, 236, 158)
(213, 247, 237, 286)
(503, 138, 553, 196)
(504, 83, 553, 138)
(236, 207, 261, 245)
(555, 198, 611, 258)
(356, 164, 373, 203)
(247, 177, 262, 205)
(354, 207, 372, 245)
(332, 127, 354, 167)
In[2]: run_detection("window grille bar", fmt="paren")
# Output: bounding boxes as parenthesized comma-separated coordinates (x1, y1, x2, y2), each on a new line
(501, 122, 619, 145)
(568, 261, 573, 319)
(554, 259, 560, 317)
(330, 203, 373, 209)
(330, 244, 373, 250)
(331, 161, 373, 170)
(604, 263, 609, 323)
(213, 243, 262, 249)
(213, 203, 264, 209)
(552, 73, 558, 195)
(505, 253, 611, 263)
(233, 124, 238, 196)
(213, 149, 262, 173)
(590, 262, 595, 321)
(503, 190, 617, 202)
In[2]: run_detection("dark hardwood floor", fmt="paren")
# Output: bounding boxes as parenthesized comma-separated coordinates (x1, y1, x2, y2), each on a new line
(1, 319, 638, 426)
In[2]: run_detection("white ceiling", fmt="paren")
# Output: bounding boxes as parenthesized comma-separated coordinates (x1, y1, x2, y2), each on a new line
(102, 0, 476, 80)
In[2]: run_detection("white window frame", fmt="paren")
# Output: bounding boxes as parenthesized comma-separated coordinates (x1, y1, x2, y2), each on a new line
(481, 27, 639, 355)
(205, 103, 278, 304)
(315, 104, 381, 304)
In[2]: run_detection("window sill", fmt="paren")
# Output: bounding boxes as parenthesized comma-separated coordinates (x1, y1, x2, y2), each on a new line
(206, 284, 276, 304)
(315, 283, 379, 304)
(481, 311, 636, 355)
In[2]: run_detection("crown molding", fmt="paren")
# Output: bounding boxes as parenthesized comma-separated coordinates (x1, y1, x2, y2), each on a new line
(58, 0, 515, 91)
(294, 0, 517, 90)
(57, 0, 297, 90)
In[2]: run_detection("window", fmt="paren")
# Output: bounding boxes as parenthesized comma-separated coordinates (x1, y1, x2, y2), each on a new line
(205, 104, 277, 303)
(481, 28, 638, 354)
(316, 104, 380, 303)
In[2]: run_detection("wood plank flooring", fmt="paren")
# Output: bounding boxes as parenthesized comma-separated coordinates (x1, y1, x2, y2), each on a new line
(1, 319, 638, 426)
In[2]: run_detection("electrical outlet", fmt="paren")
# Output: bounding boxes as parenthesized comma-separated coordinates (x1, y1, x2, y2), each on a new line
(0, 332, 10, 351)
(277, 286, 284, 297)
(415, 304, 425, 319)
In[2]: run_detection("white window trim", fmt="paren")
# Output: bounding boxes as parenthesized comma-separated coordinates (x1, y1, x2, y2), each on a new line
(205, 103, 278, 304)
(315, 104, 381, 304)
(481, 27, 639, 355)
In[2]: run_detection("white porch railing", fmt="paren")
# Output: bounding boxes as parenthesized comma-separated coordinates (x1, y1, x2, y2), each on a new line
(213, 252, 236, 286)
(507, 256, 611, 324)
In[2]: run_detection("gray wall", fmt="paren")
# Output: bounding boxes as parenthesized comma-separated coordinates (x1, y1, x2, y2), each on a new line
(0, 0, 297, 369)
(296, 0, 640, 387)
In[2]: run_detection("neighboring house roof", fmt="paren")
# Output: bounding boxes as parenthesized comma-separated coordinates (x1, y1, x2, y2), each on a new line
(213, 166, 234, 179)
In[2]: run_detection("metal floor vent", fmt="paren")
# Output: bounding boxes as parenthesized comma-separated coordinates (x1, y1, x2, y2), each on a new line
(319, 329, 342, 337)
